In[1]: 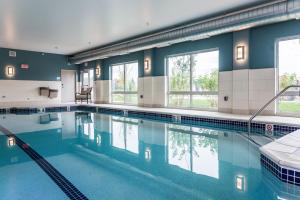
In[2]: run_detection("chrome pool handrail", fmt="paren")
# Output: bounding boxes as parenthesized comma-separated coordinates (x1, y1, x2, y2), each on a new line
(248, 85, 300, 136)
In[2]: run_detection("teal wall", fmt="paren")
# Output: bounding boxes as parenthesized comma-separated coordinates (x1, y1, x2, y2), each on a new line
(101, 51, 145, 80)
(78, 19, 300, 80)
(250, 20, 300, 69)
(153, 33, 233, 76)
(233, 30, 250, 70)
(1, 20, 298, 82)
(91, 33, 233, 80)
(0, 48, 78, 81)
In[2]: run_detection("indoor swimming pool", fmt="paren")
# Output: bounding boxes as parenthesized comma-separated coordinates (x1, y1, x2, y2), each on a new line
(0, 111, 299, 200)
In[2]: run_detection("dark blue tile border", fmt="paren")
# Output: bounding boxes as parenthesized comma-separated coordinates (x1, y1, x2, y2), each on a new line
(97, 107, 123, 116)
(93, 107, 299, 135)
(0, 125, 88, 200)
(0, 109, 6, 114)
(261, 154, 300, 186)
(70, 106, 79, 111)
(45, 106, 68, 113)
(78, 106, 298, 135)
(10, 107, 39, 114)
(128, 110, 173, 122)
(75, 105, 97, 113)
(2, 105, 300, 135)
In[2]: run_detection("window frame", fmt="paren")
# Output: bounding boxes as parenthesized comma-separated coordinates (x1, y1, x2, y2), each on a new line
(166, 124, 219, 178)
(110, 116, 139, 155)
(110, 60, 139, 105)
(81, 68, 95, 101)
(166, 48, 219, 111)
(275, 35, 300, 117)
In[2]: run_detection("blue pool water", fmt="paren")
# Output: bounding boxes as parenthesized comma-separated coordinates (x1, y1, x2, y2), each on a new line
(0, 112, 299, 200)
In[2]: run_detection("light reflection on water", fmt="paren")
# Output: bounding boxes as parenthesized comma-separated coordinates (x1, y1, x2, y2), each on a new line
(0, 112, 299, 200)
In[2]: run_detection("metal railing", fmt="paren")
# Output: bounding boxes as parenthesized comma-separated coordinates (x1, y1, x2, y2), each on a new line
(248, 85, 300, 135)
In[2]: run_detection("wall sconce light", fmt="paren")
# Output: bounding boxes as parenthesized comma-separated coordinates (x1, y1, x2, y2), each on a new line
(144, 59, 150, 71)
(95, 66, 101, 77)
(235, 175, 246, 192)
(236, 46, 245, 60)
(7, 137, 16, 147)
(96, 135, 101, 146)
(145, 147, 151, 161)
(6, 65, 15, 77)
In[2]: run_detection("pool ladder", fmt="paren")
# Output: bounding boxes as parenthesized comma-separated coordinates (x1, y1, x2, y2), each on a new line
(248, 85, 300, 137)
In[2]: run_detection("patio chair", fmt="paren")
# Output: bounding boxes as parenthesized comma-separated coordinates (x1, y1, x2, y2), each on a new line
(75, 87, 92, 104)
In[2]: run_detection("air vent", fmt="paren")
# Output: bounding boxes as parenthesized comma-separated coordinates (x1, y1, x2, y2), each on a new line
(9, 51, 16, 57)
(69, 0, 300, 64)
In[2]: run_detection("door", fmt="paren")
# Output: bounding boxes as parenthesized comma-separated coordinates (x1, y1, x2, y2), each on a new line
(61, 70, 76, 103)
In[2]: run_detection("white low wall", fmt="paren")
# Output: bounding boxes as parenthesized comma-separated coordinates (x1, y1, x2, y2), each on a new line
(138, 76, 166, 107)
(218, 68, 276, 115)
(249, 68, 276, 115)
(218, 71, 233, 113)
(0, 80, 61, 107)
(92, 68, 276, 115)
(94, 80, 111, 104)
(94, 77, 166, 107)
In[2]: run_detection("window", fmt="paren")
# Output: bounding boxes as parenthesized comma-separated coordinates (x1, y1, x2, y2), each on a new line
(277, 37, 300, 115)
(167, 124, 219, 178)
(111, 62, 138, 105)
(82, 72, 89, 86)
(167, 50, 219, 110)
(111, 117, 139, 154)
(81, 69, 94, 100)
(82, 113, 95, 140)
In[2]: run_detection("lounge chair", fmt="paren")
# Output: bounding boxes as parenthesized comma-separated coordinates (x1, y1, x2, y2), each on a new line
(75, 87, 92, 104)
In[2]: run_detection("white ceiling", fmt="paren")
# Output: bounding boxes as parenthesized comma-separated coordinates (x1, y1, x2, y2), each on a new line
(0, 0, 262, 55)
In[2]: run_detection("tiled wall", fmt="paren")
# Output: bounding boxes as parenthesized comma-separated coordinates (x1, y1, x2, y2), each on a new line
(93, 69, 276, 116)
(249, 68, 276, 115)
(94, 80, 110, 104)
(0, 80, 61, 107)
(137, 76, 166, 107)
(218, 71, 233, 113)
(232, 69, 250, 115)
(138, 77, 152, 106)
(218, 68, 276, 115)
(152, 76, 167, 107)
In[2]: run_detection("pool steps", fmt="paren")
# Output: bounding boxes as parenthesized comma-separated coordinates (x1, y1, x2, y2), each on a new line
(260, 129, 300, 185)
